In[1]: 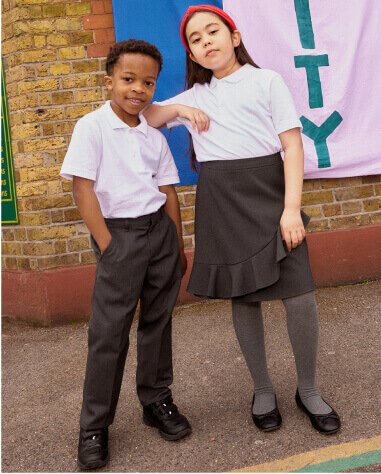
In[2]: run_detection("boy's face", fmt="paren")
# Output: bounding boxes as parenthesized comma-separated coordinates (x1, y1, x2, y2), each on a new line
(105, 53, 159, 126)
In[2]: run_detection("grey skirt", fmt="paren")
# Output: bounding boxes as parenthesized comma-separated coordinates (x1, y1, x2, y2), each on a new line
(187, 153, 315, 302)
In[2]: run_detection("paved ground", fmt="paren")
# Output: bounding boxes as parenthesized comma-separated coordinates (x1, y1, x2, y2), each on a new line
(2, 280, 381, 472)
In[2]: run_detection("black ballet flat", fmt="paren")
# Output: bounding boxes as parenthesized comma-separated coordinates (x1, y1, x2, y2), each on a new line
(251, 394, 282, 432)
(295, 390, 341, 434)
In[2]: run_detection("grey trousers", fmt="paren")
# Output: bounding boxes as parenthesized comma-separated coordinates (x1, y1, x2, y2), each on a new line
(80, 207, 182, 430)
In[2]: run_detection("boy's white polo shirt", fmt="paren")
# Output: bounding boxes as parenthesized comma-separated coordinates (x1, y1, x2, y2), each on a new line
(155, 64, 302, 162)
(60, 101, 179, 218)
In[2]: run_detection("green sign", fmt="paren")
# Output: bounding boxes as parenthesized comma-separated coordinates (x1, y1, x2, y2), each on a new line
(1, 58, 19, 225)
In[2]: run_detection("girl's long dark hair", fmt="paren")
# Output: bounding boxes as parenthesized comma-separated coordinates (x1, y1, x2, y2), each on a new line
(183, 13, 260, 171)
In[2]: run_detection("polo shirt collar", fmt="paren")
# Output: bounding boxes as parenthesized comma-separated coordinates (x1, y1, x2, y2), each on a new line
(104, 100, 148, 136)
(210, 63, 250, 89)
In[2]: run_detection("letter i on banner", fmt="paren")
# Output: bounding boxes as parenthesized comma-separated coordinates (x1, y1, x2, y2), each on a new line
(293, 0, 343, 169)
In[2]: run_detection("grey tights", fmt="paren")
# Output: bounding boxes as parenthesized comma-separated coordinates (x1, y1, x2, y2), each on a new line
(232, 291, 331, 415)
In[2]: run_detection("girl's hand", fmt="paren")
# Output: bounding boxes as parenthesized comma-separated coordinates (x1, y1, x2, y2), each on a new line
(180, 248, 188, 276)
(280, 208, 306, 252)
(177, 105, 209, 133)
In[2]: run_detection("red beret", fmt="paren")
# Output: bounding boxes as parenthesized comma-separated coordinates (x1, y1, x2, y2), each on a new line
(180, 5, 237, 53)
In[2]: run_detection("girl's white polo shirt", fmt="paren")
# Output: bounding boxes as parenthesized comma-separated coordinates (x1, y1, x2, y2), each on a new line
(60, 101, 179, 218)
(156, 64, 302, 162)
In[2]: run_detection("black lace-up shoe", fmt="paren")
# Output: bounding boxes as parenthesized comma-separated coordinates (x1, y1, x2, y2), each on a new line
(77, 427, 109, 470)
(295, 390, 341, 434)
(143, 396, 192, 441)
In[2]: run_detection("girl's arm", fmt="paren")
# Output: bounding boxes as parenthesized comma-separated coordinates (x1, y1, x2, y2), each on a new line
(73, 176, 112, 254)
(159, 184, 187, 276)
(144, 103, 209, 132)
(279, 128, 306, 252)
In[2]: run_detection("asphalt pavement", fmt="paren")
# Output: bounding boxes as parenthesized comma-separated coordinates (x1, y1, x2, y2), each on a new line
(2, 280, 381, 472)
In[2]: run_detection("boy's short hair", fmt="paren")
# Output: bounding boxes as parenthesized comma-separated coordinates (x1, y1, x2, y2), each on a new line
(106, 39, 163, 75)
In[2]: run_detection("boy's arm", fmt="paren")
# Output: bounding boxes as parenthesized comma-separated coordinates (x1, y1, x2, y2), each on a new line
(159, 184, 187, 276)
(278, 127, 306, 252)
(144, 103, 209, 132)
(73, 176, 112, 254)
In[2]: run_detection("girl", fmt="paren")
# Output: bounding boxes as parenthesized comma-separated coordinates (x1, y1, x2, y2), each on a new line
(144, 4, 340, 434)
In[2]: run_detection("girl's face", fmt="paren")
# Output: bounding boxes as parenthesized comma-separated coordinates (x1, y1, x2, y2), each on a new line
(185, 11, 241, 77)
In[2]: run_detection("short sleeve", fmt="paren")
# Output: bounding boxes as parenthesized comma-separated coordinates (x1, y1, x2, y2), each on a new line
(270, 74, 302, 134)
(156, 135, 180, 186)
(153, 88, 197, 129)
(60, 117, 102, 181)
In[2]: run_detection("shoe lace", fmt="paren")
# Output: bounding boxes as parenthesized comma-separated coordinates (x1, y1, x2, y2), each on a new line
(81, 430, 104, 455)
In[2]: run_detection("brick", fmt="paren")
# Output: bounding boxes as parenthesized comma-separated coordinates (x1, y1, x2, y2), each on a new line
(375, 184, 381, 196)
(22, 242, 55, 256)
(70, 31, 94, 45)
(14, 153, 44, 169)
(73, 89, 103, 103)
(8, 94, 39, 112)
(183, 193, 196, 206)
(19, 211, 51, 226)
(322, 203, 341, 217)
(183, 236, 193, 249)
(89, 74, 105, 87)
(58, 46, 86, 60)
(35, 64, 50, 77)
(42, 4, 66, 17)
(20, 20, 55, 34)
(22, 108, 65, 123)
(14, 228, 27, 241)
(64, 207, 82, 222)
(51, 210, 64, 223)
(50, 63, 71, 75)
(2, 242, 22, 256)
(62, 74, 90, 89)
(2, 35, 34, 54)
(342, 201, 363, 215)
(81, 250, 96, 264)
(24, 137, 66, 152)
(83, 13, 114, 30)
(182, 222, 194, 235)
(62, 180, 73, 192)
(75, 222, 89, 235)
(17, 258, 34, 271)
(65, 104, 93, 120)
(306, 220, 330, 232)
(16, 182, 47, 197)
(42, 123, 55, 136)
(46, 34, 69, 47)
(25, 194, 73, 211)
(66, 2, 91, 16)
(37, 253, 80, 270)
(47, 180, 63, 195)
(38, 93, 53, 106)
(2, 229, 15, 241)
(3, 257, 18, 270)
(362, 175, 381, 184)
(68, 236, 90, 252)
(363, 198, 381, 212)
(54, 121, 75, 135)
(330, 215, 370, 230)
(302, 180, 320, 192)
(301, 190, 334, 206)
(27, 225, 76, 240)
(54, 18, 82, 31)
(335, 185, 374, 201)
(104, 1, 113, 14)
(5, 65, 35, 84)
(72, 59, 100, 73)
(34, 35, 46, 48)
(86, 43, 113, 58)
(302, 205, 323, 218)
(11, 123, 40, 140)
(52, 91, 74, 105)
(92, 1, 105, 14)
(94, 28, 115, 44)
(54, 240, 67, 253)
(177, 185, 195, 193)
(370, 212, 381, 225)
(22, 165, 62, 182)
(180, 207, 195, 221)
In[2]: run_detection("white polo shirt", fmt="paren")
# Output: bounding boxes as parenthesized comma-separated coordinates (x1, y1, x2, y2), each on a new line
(156, 64, 302, 162)
(60, 101, 180, 218)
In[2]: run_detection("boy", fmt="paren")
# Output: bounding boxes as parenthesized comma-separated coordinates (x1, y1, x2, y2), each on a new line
(60, 40, 191, 470)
